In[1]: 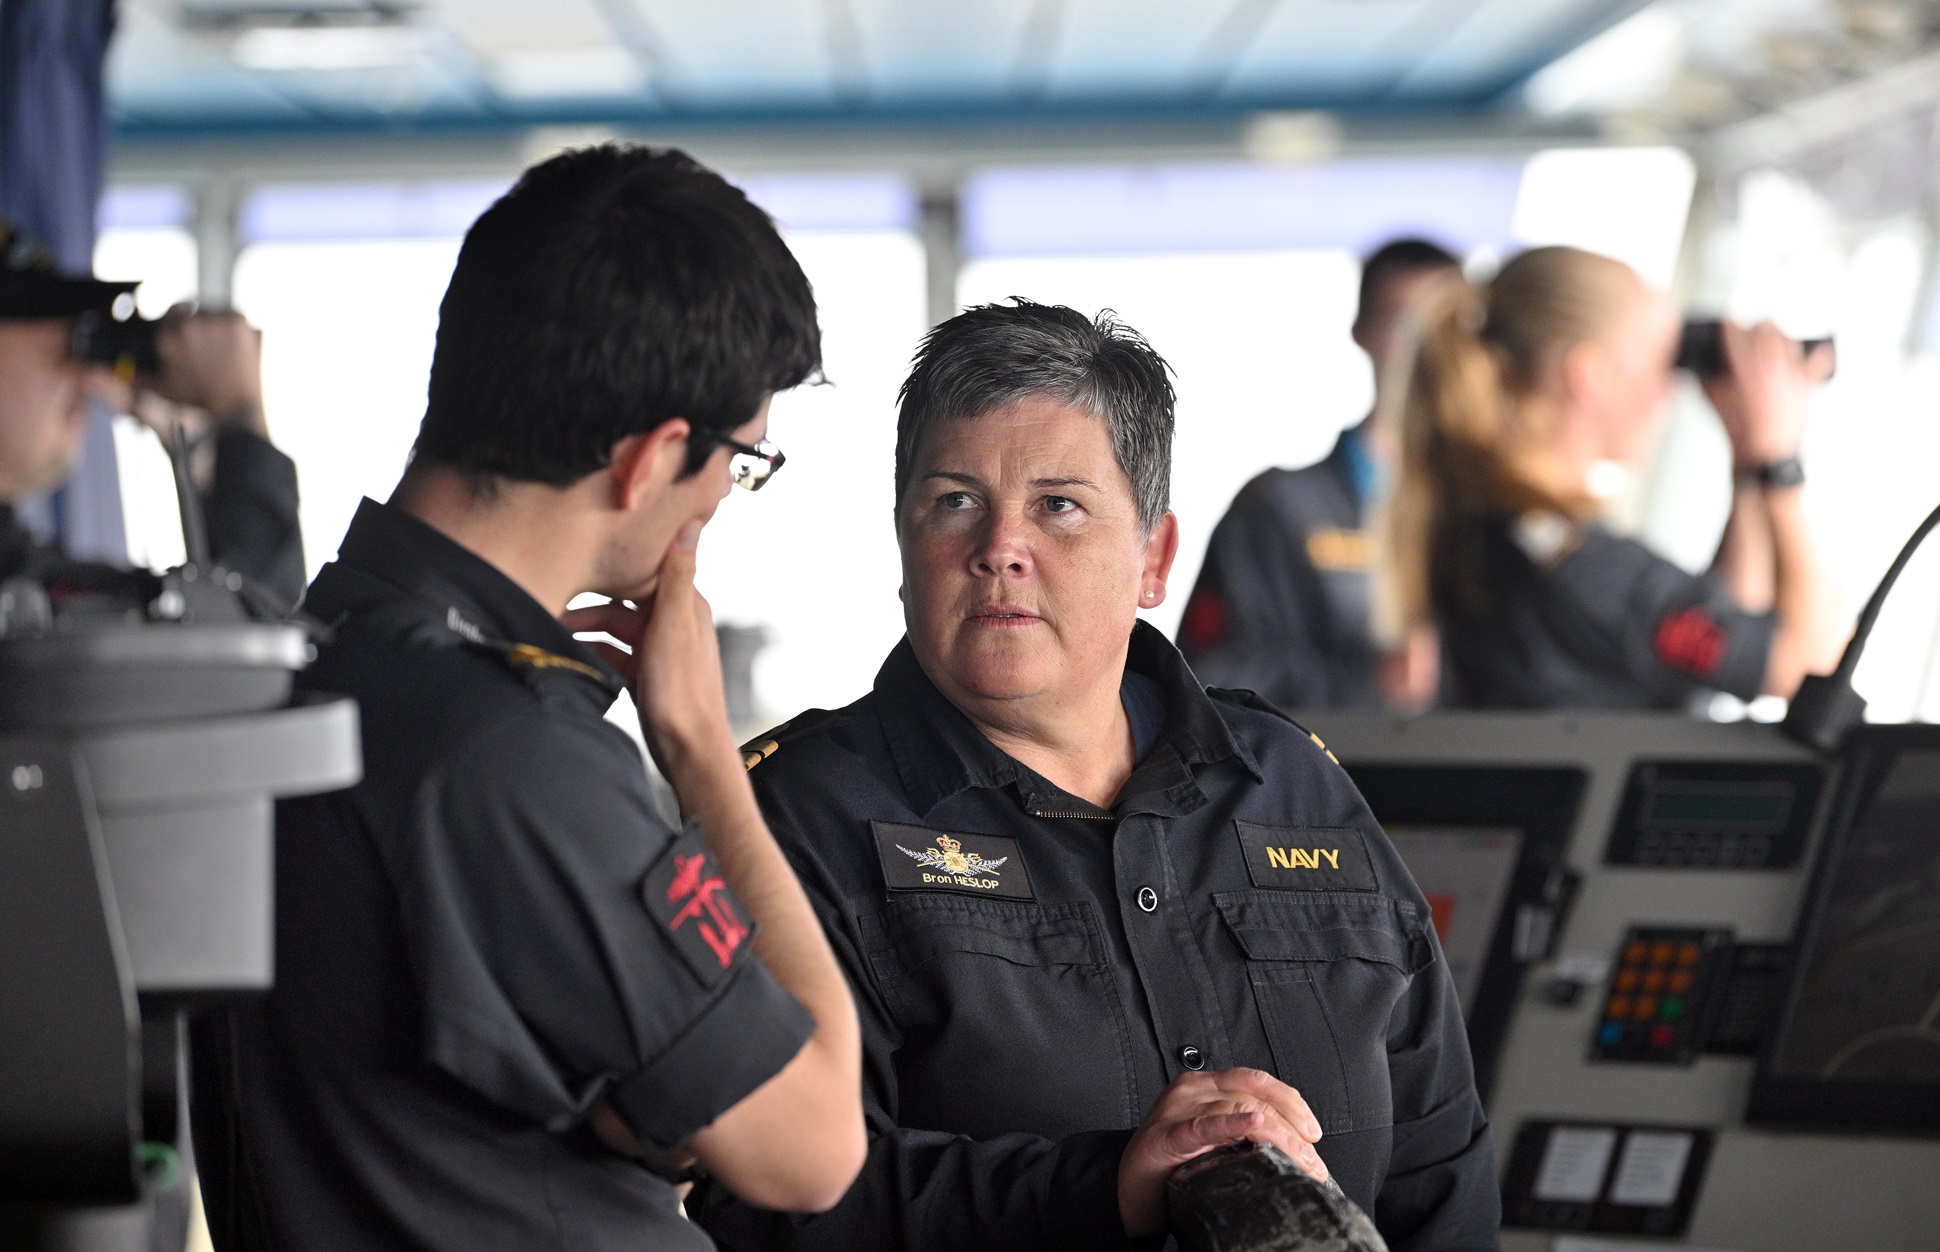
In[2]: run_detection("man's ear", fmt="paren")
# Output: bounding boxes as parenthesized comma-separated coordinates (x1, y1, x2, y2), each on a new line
(611, 418, 691, 513)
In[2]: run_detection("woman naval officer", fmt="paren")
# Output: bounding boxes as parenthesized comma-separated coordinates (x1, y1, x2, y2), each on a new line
(1380, 245, 1845, 711)
(689, 301, 1499, 1252)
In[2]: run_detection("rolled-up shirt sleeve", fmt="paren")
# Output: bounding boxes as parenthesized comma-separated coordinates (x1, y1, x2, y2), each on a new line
(401, 710, 813, 1151)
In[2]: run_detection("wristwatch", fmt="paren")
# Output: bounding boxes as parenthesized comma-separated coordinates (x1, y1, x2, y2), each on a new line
(1739, 456, 1805, 490)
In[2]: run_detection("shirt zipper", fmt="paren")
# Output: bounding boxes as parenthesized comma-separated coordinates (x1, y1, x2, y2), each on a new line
(1029, 808, 1114, 820)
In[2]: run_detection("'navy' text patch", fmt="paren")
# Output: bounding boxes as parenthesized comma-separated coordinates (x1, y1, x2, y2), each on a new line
(1235, 822, 1377, 892)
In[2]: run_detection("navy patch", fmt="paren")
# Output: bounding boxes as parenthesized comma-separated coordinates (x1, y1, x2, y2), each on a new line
(1235, 822, 1377, 892)
(872, 822, 1034, 900)
(642, 823, 753, 987)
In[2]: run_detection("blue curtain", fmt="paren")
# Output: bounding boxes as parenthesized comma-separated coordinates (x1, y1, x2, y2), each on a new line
(0, 0, 125, 562)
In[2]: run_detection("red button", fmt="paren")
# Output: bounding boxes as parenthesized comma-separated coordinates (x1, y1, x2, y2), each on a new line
(1651, 1024, 1676, 1049)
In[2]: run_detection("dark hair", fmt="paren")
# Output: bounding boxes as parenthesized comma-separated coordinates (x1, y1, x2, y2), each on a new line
(894, 300, 1175, 532)
(413, 144, 821, 485)
(1357, 237, 1461, 323)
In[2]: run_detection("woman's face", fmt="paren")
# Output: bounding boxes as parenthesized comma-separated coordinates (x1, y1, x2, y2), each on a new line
(1583, 282, 1681, 465)
(896, 395, 1176, 718)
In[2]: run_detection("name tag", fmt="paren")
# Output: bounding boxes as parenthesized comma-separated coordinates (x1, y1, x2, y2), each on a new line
(1306, 527, 1370, 572)
(1235, 822, 1377, 892)
(872, 821, 1035, 901)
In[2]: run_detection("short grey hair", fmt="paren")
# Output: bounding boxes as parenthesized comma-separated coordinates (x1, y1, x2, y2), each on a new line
(893, 299, 1176, 532)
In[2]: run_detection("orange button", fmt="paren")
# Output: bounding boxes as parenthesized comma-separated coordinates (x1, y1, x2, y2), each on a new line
(1643, 969, 1666, 993)
(1615, 969, 1640, 992)
(1625, 942, 1647, 966)
(1669, 970, 1693, 994)
(1607, 996, 1632, 1020)
(1635, 997, 1658, 1020)
(1651, 941, 1675, 965)
(1679, 942, 1702, 966)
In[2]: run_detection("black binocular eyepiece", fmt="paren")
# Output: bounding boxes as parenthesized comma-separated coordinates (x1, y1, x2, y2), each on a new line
(1675, 319, 1834, 379)
(71, 306, 160, 380)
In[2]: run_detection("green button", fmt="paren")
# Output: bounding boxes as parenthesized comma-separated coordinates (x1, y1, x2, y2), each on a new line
(1661, 998, 1684, 1020)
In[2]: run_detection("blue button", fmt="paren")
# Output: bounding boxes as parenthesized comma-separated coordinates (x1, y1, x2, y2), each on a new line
(1598, 1023, 1624, 1047)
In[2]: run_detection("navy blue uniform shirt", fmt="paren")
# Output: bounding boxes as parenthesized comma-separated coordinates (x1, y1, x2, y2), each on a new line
(1179, 427, 1381, 712)
(1437, 513, 1775, 710)
(192, 498, 814, 1252)
(693, 622, 1499, 1252)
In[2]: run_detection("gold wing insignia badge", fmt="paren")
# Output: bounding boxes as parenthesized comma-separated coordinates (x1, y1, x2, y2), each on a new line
(897, 834, 1007, 877)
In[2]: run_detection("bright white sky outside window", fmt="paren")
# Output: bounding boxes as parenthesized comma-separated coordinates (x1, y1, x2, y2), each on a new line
(112, 147, 1936, 726)
(232, 237, 463, 578)
(693, 228, 927, 724)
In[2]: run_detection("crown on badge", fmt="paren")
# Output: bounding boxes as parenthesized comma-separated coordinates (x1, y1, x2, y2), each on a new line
(935, 834, 962, 854)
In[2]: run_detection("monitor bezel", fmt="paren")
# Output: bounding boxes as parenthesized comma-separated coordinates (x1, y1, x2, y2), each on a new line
(1746, 723, 1940, 1135)
(1346, 764, 1586, 1105)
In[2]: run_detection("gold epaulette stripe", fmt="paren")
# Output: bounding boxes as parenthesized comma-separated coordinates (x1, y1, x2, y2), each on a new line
(1309, 731, 1339, 765)
(504, 643, 608, 683)
(742, 739, 779, 772)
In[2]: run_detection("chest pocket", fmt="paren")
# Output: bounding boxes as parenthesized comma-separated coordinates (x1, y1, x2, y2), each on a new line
(1215, 890, 1431, 1135)
(857, 895, 1138, 1139)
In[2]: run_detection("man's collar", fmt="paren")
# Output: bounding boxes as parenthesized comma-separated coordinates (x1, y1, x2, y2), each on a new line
(871, 620, 1260, 818)
(331, 497, 613, 681)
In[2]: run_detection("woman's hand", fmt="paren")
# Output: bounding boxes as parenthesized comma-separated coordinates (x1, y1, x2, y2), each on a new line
(1117, 1069, 1326, 1238)
(1700, 320, 1831, 469)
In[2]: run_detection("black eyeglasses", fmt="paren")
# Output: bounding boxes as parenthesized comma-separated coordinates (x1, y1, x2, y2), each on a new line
(696, 432, 786, 492)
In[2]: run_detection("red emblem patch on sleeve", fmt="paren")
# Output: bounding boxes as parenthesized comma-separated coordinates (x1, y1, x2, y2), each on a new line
(1653, 605, 1727, 679)
(643, 826, 752, 987)
(1180, 588, 1229, 653)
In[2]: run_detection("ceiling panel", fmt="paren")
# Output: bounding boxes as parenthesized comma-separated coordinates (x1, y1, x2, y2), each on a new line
(637, 0, 838, 107)
(1393, 0, 1648, 99)
(106, 0, 1649, 135)
(1219, 0, 1445, 101)
(846, 0, 1037, 99)
(1035, 0, 1249, 100)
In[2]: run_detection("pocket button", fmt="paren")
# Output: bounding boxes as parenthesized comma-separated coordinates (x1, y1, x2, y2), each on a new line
(1178, 1045, 1205, 1071)
(1136, 886, 1159, 912)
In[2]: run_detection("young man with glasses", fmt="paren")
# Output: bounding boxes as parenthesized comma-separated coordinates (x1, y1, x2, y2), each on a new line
(192, 145, 864, 1252)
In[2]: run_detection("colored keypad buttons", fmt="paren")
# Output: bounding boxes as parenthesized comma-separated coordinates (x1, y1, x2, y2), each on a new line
(1590, 924, 1734, 1065)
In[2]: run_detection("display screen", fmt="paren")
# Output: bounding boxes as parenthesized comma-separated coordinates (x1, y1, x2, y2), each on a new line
(1643, 782, 1792, 831)
(1385, 825, 1526, 1014)
(1768, 749, 1940, 1085)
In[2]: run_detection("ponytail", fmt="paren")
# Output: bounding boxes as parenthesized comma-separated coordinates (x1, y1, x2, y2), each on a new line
(1376, 246, 1635, 638)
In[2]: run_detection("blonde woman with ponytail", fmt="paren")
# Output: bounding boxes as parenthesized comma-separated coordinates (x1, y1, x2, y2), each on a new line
(1379, 245, 1844, 709)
